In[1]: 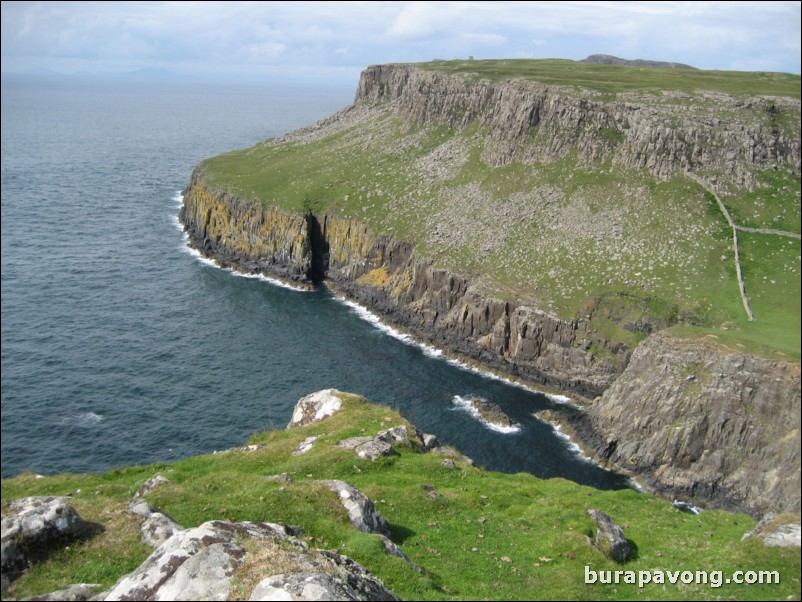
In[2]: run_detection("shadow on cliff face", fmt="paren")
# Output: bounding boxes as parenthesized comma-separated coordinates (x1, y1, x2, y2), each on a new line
(306, 212, 330, 283)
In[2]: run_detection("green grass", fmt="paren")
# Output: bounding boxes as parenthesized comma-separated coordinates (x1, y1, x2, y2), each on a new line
(2, 394, 799, 601)
(417, 59, 801, 98)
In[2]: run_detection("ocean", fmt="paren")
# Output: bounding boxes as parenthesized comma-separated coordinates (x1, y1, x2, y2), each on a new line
(0, 74, 628, 490)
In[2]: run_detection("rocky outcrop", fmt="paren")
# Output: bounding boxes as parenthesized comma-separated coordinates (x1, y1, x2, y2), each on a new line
(127, 500, 183, 548)
(571, 331, 801, 518)
(318, 480, 391, 537)
(587, 508, 631, 563)
(287, 389, 345, 428)
(1, 497, 91, 579)
(742, 513, 801, 548)
(102, 520, 399, 601)
(356, 64, 799, 189)
(465, 398, 515, 429)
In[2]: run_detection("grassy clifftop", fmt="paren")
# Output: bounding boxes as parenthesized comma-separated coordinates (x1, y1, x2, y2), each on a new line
(417, 58, 801, 97)
(2, 393, 799, 600)
(198, 60, 800, 359)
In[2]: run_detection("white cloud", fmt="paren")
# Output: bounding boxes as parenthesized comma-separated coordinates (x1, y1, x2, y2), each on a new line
(1, 1, 799, 79)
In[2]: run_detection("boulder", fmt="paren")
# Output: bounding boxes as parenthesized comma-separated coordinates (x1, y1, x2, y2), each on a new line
(338, 437, 394, 461)
(319, 480, 390, 537)
(127, 500, 184, 548)
(421, 433, 441, 451)
(102, 519, 399, 601)
(104, 521, 294, 601)
(376, 426, 409, 446)
(742, 513, 801, 548)
(588, 508, 631, 563)
(1, 497, 89, 576)
(287, 389, 344, 428)
(135, 475, 171, 498)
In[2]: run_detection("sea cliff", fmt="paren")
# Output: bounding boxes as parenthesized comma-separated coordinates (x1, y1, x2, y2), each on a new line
(180, 60, 800, 517)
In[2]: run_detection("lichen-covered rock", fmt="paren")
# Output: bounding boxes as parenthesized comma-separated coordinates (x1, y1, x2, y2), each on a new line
(103, 519, 398, 602)
(338, 436, 394, 461)
(376, 426, 409, 446)
(293, 435, 321, 456)
(319, 480, 390, 537)
(1, 497, 89, 576)
(588, 508, 631, 563)
(421, 433, 441, 451)
(103, 521, 293, 601)
(354, 440, 393, 461)
(288, 390, 344, 429)
(127, 500, 184, 549)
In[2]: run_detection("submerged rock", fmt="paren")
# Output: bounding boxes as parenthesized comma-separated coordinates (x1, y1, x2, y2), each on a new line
(466, 398, 515, 429)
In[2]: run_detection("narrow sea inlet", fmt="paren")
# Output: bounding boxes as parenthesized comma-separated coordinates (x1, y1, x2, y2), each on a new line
(1, 75, 628, 491)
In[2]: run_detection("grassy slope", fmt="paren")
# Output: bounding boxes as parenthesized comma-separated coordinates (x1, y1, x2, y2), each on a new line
(2, 394, 799, 601)
(200, 61, 801, 358)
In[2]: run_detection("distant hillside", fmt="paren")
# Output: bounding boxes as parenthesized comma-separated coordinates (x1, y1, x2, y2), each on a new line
(581, 53, 696, 69)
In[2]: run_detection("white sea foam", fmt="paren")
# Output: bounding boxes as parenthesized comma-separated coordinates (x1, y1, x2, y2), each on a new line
(171, 192, 310, 292)
(61, 412, 104, 428)
(548, 422, 597, 464)
(336, 297, 443, 358)
(331, 294, 576, 404)
(451, 395, 521, 434)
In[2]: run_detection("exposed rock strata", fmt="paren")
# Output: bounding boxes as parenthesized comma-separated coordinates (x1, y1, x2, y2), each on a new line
(356, 64, 799, 189)
(570, 332, 801, 518)
(181, 175, 626, 398)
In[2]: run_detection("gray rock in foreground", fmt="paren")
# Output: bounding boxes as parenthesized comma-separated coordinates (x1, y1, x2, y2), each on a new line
(101, 519, 398, 601)
(318, 480, 390, 537)
(588, 508, 631, 563)
(1, 497, 90, 577)
(127, 500, 183, 548)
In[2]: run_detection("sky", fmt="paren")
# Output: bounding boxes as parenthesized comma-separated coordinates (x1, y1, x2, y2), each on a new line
(1, 1, 800, 85)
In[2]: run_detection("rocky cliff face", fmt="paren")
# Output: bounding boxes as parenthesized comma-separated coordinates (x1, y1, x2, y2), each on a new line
(181, 175, 627, 397)
(570, 331, 801, 518)
(356, 64, 800, 189)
